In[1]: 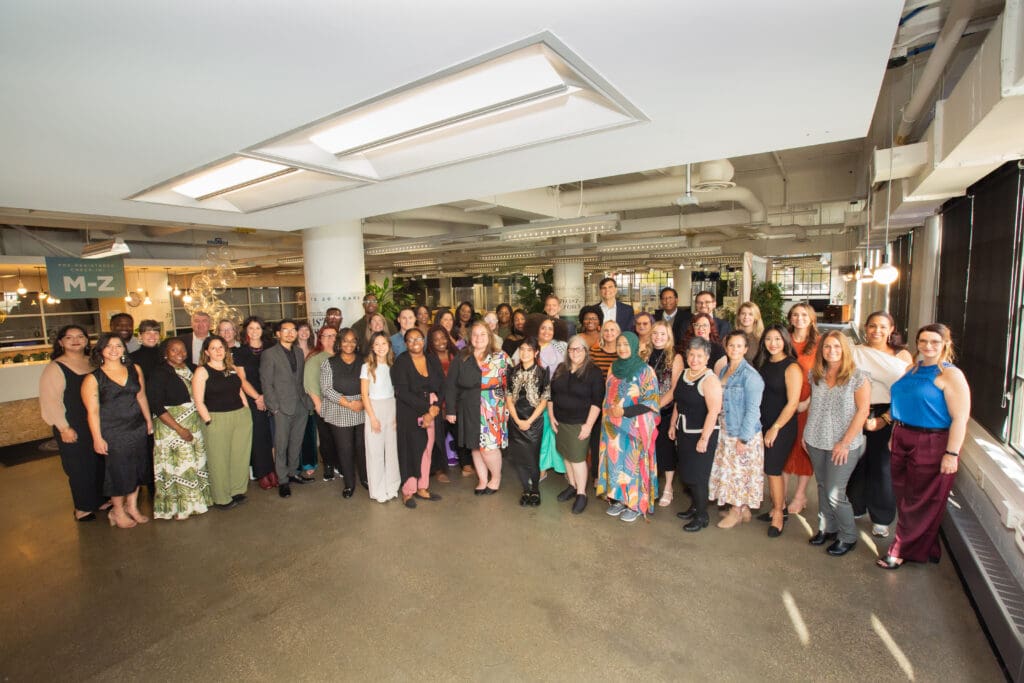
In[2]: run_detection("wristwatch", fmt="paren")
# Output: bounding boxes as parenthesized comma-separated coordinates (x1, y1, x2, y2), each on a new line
(945, 450, 960, 457)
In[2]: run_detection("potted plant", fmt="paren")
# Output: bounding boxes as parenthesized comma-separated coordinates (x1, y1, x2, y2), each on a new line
(364, 277, 415, 323)
(752, 279, 785, 327)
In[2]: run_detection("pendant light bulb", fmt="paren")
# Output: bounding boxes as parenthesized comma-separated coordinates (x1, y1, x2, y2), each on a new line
(874, 261, 899, 285)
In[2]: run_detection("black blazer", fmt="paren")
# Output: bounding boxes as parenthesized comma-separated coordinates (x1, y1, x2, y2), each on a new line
(653, 309, 688, 347)
(392, 352, 445, 482)
(597, 301, 635, 332)
(445, 353, 484, 451)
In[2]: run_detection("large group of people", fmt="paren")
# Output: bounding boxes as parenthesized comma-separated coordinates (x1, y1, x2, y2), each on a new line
(39, 286, 971, 570)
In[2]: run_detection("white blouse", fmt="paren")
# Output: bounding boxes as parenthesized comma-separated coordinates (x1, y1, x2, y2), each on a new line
(360, 363, 394, 400)
(852, 345, 908, 404)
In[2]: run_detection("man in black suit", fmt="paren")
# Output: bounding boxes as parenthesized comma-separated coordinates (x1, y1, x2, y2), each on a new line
(596, 277, 635, 332)
(678, 290, 732, 339)
(652, 287, 687, 348)
(259, 319, 313, 498)
(179, 311, 212, 369)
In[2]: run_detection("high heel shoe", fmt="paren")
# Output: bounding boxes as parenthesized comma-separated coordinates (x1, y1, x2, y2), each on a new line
(108, 510, 137, 529)
(126, 508, 150, 524)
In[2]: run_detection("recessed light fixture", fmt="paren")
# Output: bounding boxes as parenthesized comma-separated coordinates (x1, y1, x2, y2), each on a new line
(393, 258, 440, 267)
(478, 252, 536, 261)
(365, 241, 432, 256)
(129, 33, 645, 214)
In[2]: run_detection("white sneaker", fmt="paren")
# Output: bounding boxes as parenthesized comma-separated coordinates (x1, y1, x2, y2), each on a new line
(606, 502, 626, 517)
(872, 523, 890, 538)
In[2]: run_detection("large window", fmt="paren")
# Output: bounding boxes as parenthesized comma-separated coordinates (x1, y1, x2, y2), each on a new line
(612, 270, 672, 311)
(772, 264, 831, 297)
(172, 287, 306, 331)
(0, 290, 101, 348)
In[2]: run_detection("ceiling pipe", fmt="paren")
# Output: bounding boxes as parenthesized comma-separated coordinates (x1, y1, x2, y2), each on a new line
(584, 186, 766, 223)
(559, 171, 695, 205)
(367, 206, 504, 229)
(895, 0, 977, 144)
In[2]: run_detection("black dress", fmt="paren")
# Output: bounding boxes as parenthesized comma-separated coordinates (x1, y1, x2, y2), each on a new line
(647, 348, 676, 474)
(445, 353, 484, 451)
(674, 369, 719, 515)
(759, 357, 798, 476)
(505, 364, 549, 489)
(233, 343, 275, 479)
(392, 352, 445, 487)
(55, 362, 104, 512)
(94, 367, 148, 497)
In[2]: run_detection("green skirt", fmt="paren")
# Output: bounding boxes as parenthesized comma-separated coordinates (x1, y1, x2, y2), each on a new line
(153, 402, 212, 520)
(538, 411, 566, 473)
(554, 422, 589, 463)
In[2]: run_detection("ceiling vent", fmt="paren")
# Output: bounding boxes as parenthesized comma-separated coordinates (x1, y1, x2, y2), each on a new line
(692, 159, 737, 191)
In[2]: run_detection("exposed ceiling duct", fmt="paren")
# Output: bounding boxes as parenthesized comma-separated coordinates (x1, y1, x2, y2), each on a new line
(582, 185, 766, 223)
(366, 206, 505, 229)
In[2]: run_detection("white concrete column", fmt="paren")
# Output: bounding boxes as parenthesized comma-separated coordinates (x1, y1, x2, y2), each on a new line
(369, 268, 393, 285)
(302, 221, 366, 329)
(553, 260, 585, 318)
(437, 278, 453, 307)
(675, 268, 693, 308)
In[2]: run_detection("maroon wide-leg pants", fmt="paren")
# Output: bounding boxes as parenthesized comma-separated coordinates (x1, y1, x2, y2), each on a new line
(889, 425, 955, 562)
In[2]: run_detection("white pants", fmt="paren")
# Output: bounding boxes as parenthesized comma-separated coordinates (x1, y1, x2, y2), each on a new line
(365, 396, 400, 502)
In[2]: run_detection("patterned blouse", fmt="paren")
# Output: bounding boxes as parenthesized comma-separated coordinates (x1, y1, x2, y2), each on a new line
(804, 368, 869, 451)
(507, 364, 551, 409)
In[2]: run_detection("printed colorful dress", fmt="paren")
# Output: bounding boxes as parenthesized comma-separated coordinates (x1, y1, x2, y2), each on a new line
(153, 366, 212, 520)
(479, 351, 510, 450)
(537, 340, 567, 474)
(596, 365, 660, 515)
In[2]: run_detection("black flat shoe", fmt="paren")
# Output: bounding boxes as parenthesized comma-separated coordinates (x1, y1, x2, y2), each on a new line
(808, 531, 837, 546)
(416, 491, 442, 501)
(877, 555, 904, 570)
(323, 471, 336, 481)
(278, 484, 291, 498)
(404, 497, 417, 509)
(360, 480, 369, 489)
(74, 512, 96, 522)
(827, 539, 857, 556)
(213, 501, 238, 510)
(683, 514, 709, 532)
(767, 520, 784, 538)
(475, 488, 488, 496)
(529, 491, 541, 507)
(571, 494, 588, 514)
(519, 492, 530, 506)
(232, 494, 247, 504)
(288, 475, 309, 485)
(342, 487, 354, 498)
(676, 505, 697, 520)
(482, 487, 499, 495)
(557, 485, 576, 502)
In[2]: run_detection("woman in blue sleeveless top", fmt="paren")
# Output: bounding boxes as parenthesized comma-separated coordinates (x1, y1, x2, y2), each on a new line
(878, 323, 971, 569)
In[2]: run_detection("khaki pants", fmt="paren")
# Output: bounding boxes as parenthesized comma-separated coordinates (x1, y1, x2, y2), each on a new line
(204, 406, 253, 504)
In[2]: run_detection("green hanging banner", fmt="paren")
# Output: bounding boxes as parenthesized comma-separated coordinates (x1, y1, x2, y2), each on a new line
(44, 257, 127, 299)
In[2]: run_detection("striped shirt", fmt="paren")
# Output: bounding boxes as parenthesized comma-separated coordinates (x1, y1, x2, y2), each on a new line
(590, 344, 617, 379)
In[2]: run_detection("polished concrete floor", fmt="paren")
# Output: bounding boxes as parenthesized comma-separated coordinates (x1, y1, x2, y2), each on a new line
(0, 451, 1006, 682)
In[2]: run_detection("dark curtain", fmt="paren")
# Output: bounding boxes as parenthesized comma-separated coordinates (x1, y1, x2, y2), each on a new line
(887, 233, 913, 343)
(936, 162, 1023, 439)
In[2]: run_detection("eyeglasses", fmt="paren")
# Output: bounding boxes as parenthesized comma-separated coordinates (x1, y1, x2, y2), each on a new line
(363, 298, 378, 304)
(568, 347, 586, 352)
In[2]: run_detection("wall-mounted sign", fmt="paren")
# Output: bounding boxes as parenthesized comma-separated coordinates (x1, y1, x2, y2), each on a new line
(44, 257, 126, 299)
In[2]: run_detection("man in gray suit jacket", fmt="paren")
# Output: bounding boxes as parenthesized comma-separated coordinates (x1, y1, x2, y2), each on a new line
(260, 319, 313, 498)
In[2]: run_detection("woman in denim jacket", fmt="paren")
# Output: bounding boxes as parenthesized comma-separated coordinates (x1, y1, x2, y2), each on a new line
(709, 331, 766, 529)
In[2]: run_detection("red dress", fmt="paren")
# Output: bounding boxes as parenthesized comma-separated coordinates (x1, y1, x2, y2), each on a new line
(782, 339, 816, 476)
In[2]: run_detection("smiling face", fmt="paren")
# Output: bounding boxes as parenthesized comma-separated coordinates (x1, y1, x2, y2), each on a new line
(371, 334, 390, 360)
(325, 308, 342, 328)
(651, 324, 669, 350)
(512, 311, 526, 333)
(415, 306, 431, 326)
(567, 341, 587, 370)
(497, 306, 511, 326)
(102, 336, 126, 363)
(202, 339, 225, 364)
(339, 331, 358, 356)
(686, 346, 709, 371)
(692, 317, 712, 340)
(821, 335, 844, 365)
(544, 297, 561, 317)
(764, 329, 785, 358)
(538, 320, 554, 343)
(297, 324, 311, 341)
(192, 313, 211, 338)
(725, 334, 748, 361)
(61, 328, 88, 353)
(217, 321, 236, 345)
(278, 322, 297, 345)
(615, 335, 632, 359)
(362, 296, 379, 315)
(470, 324, 491, 352)
(405, 330, 425, 355)
(165, 339, 187, 367)
(582, 311, 600, 332)
(318, 327, 337, 352)
(789, 305, 811, 331)
(437, 311, 454, 332)
(600, 280, 617, 303)
(429, 329, 448, 353)
(518, 342, 537, 366)
(397, 309, 415, 332)
(245, 320, 263, 343)
(110, 316, 133, 342)
(695, 293, 715, 315)
(601, 321, 621, 344)
(917, 330, 946, 363)
(738, 306, 755, 331)
(865, 314, 893, 347)
(634, 315, 652, 338)
(140, 328, 161, 348)
(457, 304, 473, 324)
(369, 315, 386, 334)
(660, 289, 677, 312)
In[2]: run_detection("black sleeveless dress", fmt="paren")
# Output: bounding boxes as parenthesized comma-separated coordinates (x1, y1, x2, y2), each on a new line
(94, 367, 148, 496)
(673, 370, 719, 486)
(55, 362, 105, 511)
(233, 343, 275, 478)
(759, 358, 798, 476)
(647, 349, 676, 473)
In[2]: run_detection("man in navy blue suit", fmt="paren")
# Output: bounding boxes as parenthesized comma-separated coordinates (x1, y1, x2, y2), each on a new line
(678, 290, 732, 339)
(653, 286, 688, 349)
(596, 277, 635, 332)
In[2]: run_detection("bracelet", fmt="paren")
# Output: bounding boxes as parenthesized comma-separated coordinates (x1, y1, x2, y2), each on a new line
(881, 414, 892, 425)
(944, 450, 959, 457)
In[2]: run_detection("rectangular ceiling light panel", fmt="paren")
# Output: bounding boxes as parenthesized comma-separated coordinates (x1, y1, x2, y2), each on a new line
(247, 34, 646, 182)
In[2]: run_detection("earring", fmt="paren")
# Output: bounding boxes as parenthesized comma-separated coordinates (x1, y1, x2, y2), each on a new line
(121, 354, 127, 364)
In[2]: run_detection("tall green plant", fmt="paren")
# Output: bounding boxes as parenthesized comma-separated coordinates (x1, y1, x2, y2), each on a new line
(365, 277, 415, 322)
(752, 279, 785, 328)
(515, 269, 554, 313)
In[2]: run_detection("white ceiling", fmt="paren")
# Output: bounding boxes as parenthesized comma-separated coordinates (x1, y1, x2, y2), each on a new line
(0, 1, 902, 233)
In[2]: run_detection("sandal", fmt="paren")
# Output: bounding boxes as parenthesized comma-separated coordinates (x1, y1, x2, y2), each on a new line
(876, 555, 904, 570)
(658, 489, 674, 507)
